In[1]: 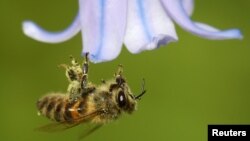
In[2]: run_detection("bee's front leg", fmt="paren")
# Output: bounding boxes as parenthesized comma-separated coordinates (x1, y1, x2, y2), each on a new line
(81, 53, 89, 91)
(115, 64, 125, 85)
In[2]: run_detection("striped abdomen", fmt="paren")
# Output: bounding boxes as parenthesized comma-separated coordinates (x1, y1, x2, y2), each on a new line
(36, 93, 87, 122)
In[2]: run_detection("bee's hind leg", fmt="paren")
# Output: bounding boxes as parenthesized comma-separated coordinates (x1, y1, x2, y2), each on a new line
(69, 55, 79, 67)
(60, 56, 83, 102)
(59, 56, 82, 82)
(68, 81, 82, 102)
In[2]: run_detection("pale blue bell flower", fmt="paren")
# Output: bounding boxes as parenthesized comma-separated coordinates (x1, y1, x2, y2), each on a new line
(22, 0, 243, 63)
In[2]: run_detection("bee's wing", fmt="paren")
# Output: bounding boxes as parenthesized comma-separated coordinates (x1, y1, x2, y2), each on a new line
(34, 121, 79, 132)
(35, 110, 103, 132)
(78, 124, 103, 140)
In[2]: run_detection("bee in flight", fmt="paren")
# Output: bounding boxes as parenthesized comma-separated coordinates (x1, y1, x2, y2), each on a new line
(36, 53, 146, 138)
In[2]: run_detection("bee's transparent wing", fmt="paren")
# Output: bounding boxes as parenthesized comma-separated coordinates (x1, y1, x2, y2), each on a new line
(78, 124, 103, 140)
(35, 110, 103, 132)
(34, 121, 79, 132)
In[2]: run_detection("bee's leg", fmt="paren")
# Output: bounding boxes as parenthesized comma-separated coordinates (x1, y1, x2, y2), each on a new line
(59, 56, 82, 102)
(115, 64, 125, 85)
(81, 53, 89, 90)
(68, 81, 82, 102)
(59, 56, 81, 82)
(81, 85, 96, 97)
(67, 68, 78, 82)
(82, 53, 89, 75)
(68, 56, 88, 102)
(69, 56, 83, 81)
(69, 55, 78, 65)
(80, 53, 96, 97)
(58, 64, 76, 82)
(101, 79, 106, 84)
(116, 64, 123, 76)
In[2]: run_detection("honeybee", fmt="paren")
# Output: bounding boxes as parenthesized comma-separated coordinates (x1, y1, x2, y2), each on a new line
(36, 53, 146, 138)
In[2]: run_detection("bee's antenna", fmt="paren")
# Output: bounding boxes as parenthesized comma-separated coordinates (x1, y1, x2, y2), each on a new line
(135, 78, 146, 100)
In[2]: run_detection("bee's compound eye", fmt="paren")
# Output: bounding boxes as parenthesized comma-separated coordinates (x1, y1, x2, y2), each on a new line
(118, 91, 126, 108)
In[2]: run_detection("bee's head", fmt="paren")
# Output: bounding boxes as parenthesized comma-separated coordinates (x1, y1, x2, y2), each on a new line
(110, 76, 146, 114)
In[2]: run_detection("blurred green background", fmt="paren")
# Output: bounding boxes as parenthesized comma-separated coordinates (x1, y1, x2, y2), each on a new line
(1, 0, 250, 141)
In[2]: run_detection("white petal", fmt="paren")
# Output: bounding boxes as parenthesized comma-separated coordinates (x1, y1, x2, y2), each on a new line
(182, 0, 194, 16)
(162, 0, 243, 40)
(79, 0, 127, 63)
(124, 0, 178, 54)
(22, 14, 81, 43)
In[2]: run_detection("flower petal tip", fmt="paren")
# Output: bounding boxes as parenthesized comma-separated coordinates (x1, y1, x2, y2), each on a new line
(22, 21, 55, 43)
(22, 21, 39, 39)
(230, 29, 243, 40)
(88, 54, 105, 64)
(147, 34, 178, 50)
(82, 51, 119, 64)
(22, 17, 81, 43)
(217, 29, 243, 40)
(127, 34, 178, 54)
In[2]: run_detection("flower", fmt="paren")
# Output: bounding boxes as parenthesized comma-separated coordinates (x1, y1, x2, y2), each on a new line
(22, 0, 243, 63)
